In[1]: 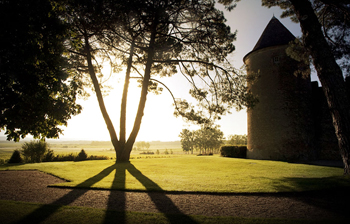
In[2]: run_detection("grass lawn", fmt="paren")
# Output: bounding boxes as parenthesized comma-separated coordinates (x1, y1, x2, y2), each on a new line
(0, 200, 344, 224)
(1, 156, 349, 193)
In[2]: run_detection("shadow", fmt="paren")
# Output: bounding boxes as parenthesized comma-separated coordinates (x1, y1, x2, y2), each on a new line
(267, 176, 350, 219)
(126, 163, 198, 224)
(103, 163, 126, 223)
(15, 162, 197, 224)
(15, 164, 117, 224)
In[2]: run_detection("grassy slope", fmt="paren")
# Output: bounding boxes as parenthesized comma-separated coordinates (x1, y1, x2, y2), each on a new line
(1, 156, 349, 193)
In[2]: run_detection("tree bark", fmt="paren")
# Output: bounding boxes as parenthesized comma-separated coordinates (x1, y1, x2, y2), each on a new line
(84, 34, 119, 150)
(119, 41, 135, 150)
(290, 0, 350, 175)
(116, 18, 158, 162)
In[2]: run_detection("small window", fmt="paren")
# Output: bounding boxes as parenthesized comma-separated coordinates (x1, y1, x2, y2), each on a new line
(273, 56, 280, 64)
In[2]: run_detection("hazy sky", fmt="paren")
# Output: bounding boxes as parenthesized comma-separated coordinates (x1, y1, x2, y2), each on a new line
(1, 0, 305, 142)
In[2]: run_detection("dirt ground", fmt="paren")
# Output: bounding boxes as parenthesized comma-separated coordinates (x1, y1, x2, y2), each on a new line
(0, 170, 349, 221)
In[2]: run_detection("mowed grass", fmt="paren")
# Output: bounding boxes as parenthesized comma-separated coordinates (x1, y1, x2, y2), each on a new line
(1, 156, 349, 193)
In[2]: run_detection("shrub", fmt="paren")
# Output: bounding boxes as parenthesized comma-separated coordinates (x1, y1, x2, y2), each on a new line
(139, 151, 154, 155)
(0, 159, 6, 165)
(8, 150, 23, 163)
(42, 149, 55, 162)
(220, 146, 247, 158)
(87, 155, 109, 160)
(21, 140, 49, 163)
(164, 149, 169, 155)
(76, 149, 88, 161)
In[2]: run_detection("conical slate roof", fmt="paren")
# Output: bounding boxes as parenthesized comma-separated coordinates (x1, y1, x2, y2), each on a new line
(252, 16, 296, 52)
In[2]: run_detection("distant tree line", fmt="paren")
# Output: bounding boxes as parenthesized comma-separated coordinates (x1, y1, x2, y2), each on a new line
(133, 141, 151, 151)
(179, 126, 224, 155)
(226, 134, 247, 146)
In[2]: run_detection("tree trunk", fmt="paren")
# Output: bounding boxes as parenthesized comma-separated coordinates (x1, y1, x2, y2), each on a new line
(125, 18, 158, 156)
(84, 34, 119, 150)
(290, 0, 350, 175)
(118, 40, 135, 161)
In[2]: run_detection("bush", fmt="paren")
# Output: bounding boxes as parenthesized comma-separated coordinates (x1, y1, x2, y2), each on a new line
(42, 149, 55, 162)
(0, 159, 6, 165)
(76, 149, 88, 161)
(87, 155, 109, 160)
(21, 140, 49, 163)
(164, 149, 169, 155)
(139, 151, 154, 155)
(8, 150, 23, 163)
(220, 146, 247, 158)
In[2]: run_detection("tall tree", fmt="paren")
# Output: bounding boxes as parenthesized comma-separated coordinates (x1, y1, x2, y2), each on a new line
(179, 129, 196, 154)
(0, 0, 83, 141)
(262, 0, 350, 174)
(65, 0, 252, 162)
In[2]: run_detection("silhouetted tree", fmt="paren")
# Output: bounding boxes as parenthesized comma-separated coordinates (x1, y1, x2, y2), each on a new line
(0, 0, 83, 141)
(195, 125, 224, 154)
(63, 0, 253, 162)
(227, 134, 247, 146)
(179, 129, 196, 154)
(262, 0, 350, 174)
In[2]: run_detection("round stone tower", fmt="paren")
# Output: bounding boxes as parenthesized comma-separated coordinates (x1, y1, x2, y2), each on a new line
(243, 16, 314, 161)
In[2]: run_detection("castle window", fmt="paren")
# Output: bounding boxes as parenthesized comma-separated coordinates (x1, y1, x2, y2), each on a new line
(273, 56, 280, 64)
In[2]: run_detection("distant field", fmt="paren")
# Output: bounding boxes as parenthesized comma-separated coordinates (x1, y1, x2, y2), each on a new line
(0, 140, 182, 161)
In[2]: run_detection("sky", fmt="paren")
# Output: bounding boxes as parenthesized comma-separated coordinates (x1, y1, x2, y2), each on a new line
(1, 0, 306, 142)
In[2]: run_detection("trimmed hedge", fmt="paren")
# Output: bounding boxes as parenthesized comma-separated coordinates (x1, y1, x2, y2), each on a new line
(220, 146, 247, 158)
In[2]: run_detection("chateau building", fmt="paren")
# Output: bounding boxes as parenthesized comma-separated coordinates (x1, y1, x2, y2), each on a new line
(244, 16, 339, 161)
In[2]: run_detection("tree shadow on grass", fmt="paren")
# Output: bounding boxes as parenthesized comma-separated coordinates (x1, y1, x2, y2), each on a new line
(15, 162, 197, 224)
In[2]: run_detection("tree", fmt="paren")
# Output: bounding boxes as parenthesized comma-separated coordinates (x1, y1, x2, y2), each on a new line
(180, 126, 224, 154)
(179, 129, 196, 154)
(262, 0, 350, 174)
(227, 134, 247, 146)
(21, 140, 49, 163)
(64, 0, 253, 162)
(135, 141, 151, 150)
(194, 125, 224, 154)
(0, 0, 83, 141)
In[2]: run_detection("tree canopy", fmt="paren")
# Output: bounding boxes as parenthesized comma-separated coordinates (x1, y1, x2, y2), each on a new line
(179, 125, 224, 154)
(62, 0, 252, 162)
(0, 0, 83, 141)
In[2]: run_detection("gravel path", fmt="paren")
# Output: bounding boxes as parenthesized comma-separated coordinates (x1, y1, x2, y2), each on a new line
(0, 170, 349, 220)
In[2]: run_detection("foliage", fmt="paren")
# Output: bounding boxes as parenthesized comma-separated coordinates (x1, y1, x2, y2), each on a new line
(59, 0, 254, 161)
(139, 151, 155, 155)
(77, 149, 88, 161)
(42, 149, 55, 162)
(227, 134, 247, 146)
(135, 141, 151, 151)
(21, 141, 49, 163)
(220, 146, 247, 158)
(179, 125, 224, 154)
(0, 0, 83, 141)
(179, 129, 196, 154)
(8, 150, 23, 164)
